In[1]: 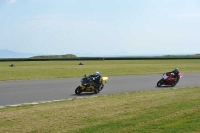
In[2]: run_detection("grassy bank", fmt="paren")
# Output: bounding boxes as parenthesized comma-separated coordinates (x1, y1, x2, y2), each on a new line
(0, 59, 200, 81)
(0, 87, 200, 133)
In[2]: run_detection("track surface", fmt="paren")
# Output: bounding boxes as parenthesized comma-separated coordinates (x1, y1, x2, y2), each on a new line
(0, 73, 200, 106)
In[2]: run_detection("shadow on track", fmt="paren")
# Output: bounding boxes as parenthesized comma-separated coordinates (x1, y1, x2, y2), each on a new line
(155, 85, 174, 88)
(71, 92, 98, 96)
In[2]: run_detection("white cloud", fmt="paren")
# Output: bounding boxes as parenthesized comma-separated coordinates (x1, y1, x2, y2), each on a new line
(7, 0, 16, 4)
(174, 13, 200, 18)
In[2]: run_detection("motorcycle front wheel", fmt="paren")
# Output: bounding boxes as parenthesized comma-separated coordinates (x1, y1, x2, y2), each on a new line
(157, 79, 164, 87)
(75, 86, 82, 95)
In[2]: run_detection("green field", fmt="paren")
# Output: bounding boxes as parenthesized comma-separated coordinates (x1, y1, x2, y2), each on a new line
(0, 59, 200, 81)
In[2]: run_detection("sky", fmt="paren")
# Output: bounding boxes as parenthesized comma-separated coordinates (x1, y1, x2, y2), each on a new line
(0, 0, 200, 56)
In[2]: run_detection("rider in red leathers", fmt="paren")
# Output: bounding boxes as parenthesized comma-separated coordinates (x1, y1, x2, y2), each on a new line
(167, 68, 180, 85)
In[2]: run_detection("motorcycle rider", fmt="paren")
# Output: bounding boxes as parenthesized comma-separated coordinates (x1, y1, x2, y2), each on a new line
(167, 68, 180, 85)
(89, 71, 102, 91)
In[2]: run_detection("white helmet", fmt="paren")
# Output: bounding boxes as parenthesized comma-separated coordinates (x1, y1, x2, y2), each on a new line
(174, 68, 179, 72)
(93, 71, 100, 76)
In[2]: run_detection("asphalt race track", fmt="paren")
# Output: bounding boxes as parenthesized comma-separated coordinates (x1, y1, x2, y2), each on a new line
(0, 73, 200, 106)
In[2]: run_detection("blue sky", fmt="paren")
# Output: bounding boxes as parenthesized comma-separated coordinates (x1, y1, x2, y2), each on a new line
(0, 0, 200, 56)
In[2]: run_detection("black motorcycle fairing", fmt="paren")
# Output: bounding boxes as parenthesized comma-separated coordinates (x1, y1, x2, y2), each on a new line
(81, 77, 94, 87)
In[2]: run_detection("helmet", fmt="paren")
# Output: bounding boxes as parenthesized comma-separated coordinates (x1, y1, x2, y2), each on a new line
(174, 68, 179, 73)
(93, 71, 100, 76)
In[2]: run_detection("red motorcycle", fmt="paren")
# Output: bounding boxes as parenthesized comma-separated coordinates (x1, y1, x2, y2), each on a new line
(157, 72, 183, 87)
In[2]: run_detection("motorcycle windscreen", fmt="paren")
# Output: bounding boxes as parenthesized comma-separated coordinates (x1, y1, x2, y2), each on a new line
(162, 74, 168, 80)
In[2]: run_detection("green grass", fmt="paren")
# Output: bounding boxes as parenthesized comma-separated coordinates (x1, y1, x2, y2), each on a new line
(0, 87, 200, 133)
(0, 59, 200, 81)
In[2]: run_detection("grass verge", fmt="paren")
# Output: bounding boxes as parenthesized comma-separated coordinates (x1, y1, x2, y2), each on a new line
(0, 87, 200, 133)
(0, 60, 200, 81)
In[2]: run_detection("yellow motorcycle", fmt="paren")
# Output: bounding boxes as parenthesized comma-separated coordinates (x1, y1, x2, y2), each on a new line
(75, 75, 108, 95)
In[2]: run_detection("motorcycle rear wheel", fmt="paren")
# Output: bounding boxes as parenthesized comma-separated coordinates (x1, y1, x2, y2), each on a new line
(171, 82, 176, 87)
(94, 88, 99, 94)
(75, 86, 82, 95)
(171, 79, 178, 87)
(99, 84, 104, 91)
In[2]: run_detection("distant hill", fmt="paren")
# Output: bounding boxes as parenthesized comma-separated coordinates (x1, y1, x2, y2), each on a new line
(30, 54, 77, 58)
(0, 49, 37, 58)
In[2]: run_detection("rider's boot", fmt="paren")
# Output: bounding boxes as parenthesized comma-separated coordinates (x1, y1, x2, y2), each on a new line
(171, 79, 176, 86)
(94, 84, 99, 93)
(98, 84, 103, 91)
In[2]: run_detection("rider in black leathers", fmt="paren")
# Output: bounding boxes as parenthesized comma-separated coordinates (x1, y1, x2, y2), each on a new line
(89, 71, 102, 91)
(167, 68, 180, 84)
